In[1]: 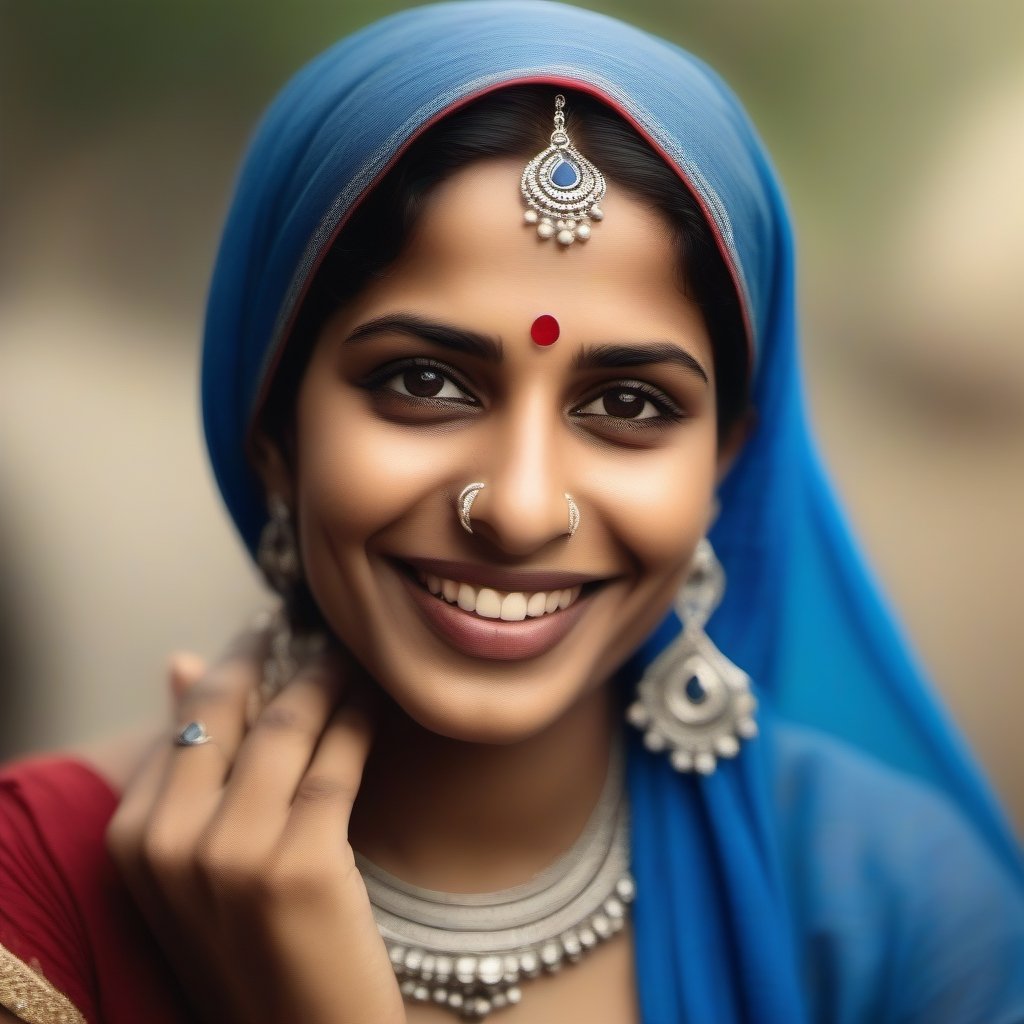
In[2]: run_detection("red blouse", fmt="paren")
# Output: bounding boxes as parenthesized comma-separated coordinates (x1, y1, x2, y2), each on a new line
(0, 757, 190, 1024)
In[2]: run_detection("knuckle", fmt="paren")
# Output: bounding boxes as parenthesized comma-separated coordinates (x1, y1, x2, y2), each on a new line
(139, 827, 191, 877)
(192, 838, 227, 879)
(255, 704, 304, 732)
(294, 773, 354, 805)
(105, 812, 139, 866)
(194, 841, 257, 894)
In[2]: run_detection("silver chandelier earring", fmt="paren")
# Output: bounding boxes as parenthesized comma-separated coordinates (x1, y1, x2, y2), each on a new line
(457, 482, 579, 537)
(256, 495, 301, 596)
(255, 496, 326, 705)
(626, 539, 758, 774)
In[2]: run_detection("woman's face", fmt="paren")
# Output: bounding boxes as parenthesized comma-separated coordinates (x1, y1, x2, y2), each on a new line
(285, 157, 730, 743)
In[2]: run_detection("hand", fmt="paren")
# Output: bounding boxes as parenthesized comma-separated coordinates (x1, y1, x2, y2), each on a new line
(106, 636, 405, 1024)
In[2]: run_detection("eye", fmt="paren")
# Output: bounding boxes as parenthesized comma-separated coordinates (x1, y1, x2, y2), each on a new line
(573, 382, 683, 423)
(369, 359, 478, 404)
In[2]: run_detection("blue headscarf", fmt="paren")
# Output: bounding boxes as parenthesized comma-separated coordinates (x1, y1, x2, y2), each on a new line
(202, 3, 1022, 1020)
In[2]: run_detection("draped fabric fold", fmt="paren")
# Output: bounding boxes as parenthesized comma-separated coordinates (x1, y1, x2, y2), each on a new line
(200, 3, 1022, 1019)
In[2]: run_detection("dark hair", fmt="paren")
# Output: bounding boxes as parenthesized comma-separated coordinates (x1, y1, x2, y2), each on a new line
(257, 85, 749, 458)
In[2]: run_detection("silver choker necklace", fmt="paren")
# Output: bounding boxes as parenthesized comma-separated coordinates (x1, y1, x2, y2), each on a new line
(355, 739, 635, 1021)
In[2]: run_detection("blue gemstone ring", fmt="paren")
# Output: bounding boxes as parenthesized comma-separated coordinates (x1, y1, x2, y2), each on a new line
(174, 720, 212, 746)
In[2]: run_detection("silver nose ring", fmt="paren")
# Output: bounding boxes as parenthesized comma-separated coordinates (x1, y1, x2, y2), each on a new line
(457, 481, 579, 537)
(457, 482, 486, 534)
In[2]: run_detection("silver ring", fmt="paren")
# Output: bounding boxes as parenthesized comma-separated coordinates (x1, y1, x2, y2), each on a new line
(457, 481, 580, 537)
(174, 721, 212, 746)
(457, 481, 486, 534)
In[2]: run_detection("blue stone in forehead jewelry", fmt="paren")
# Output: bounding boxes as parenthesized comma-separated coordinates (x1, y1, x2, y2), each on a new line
(549, 158, 581, 189)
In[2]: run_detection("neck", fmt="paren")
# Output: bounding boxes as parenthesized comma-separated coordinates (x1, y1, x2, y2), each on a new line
(349, 685, 618, 892)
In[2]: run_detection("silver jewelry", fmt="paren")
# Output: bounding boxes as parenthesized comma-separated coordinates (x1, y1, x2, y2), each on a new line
(259, 605, 328, 705)
(174, 721, 211, 746)
(565, 492, 580, 537)
(457, 482, 486, 534)
(626, 539, 758, 774)
(521, 94, 606, 246)
(360, 739, 634, 1020)
(256, 495, 301, 595)
(457, 482, 580, 538)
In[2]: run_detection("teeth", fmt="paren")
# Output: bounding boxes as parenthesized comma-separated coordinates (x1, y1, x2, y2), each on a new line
(457, 582, 476, 611)
(475, 588, 502, 619)
(500, 593, 528, 621)
(416, 570, 583, 620)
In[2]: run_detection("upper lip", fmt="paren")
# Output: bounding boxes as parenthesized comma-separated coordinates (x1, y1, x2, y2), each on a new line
(395, 556, 612, 592)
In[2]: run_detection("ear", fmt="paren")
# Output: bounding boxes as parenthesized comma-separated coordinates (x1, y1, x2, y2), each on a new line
(250, 429, 295, 507)
(714, 407, 756, 486)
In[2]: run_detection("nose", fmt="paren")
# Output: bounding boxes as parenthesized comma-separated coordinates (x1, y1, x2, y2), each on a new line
(459, 400, 575, 556)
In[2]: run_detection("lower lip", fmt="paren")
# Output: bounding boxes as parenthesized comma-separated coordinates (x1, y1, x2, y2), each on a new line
(395, 566, 598, 661)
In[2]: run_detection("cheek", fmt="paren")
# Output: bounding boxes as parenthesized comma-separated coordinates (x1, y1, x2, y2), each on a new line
(589, 425, 718, 569)
(293, 386, 433, 538)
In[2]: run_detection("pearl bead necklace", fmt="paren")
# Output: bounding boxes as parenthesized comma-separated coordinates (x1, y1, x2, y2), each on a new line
(357, 739, 633, 1020)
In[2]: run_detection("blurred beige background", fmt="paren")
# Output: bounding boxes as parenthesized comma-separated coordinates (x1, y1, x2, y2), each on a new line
(1, 1, 1021, 831)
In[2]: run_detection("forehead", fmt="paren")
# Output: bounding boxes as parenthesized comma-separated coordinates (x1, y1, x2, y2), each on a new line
(339, 157, 713, 365)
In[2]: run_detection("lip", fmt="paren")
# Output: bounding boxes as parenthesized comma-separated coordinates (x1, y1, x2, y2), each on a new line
(398, 556, 608, 592)
(393, 561, 600, 661)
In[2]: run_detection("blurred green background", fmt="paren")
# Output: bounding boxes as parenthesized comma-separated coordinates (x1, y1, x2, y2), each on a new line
(1, 0, 1022, 826)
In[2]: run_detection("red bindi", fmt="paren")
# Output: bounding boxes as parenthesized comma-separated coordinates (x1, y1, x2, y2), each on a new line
(530, 314, 560, 346)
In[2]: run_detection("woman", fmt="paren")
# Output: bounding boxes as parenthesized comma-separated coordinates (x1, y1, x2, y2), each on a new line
(1, 3, 1022, 1022)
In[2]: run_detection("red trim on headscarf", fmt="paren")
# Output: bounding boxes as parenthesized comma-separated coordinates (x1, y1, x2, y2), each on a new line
(247, 76, 755, 446)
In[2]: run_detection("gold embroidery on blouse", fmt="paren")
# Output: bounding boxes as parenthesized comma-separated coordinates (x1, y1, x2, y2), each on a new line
(0, 942, 86, 1024)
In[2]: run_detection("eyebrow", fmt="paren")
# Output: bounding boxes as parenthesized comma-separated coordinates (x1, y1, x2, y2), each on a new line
(571, 342, 708, 384)
(344, 312, 709, 384)
(345, 313, 504, 362)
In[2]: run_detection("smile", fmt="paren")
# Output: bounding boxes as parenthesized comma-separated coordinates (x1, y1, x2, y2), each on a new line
(415, 569, 583, 621)
(392, 561, 605, 661)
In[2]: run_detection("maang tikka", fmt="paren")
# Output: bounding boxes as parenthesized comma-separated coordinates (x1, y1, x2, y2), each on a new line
(627, 539, 758, 774)
(521, 94, 605, 246)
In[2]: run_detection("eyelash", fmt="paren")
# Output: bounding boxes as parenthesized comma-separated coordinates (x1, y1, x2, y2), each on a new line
(575, 380, 685, 425)
(361, 357, 686, 425)
(364, 358, 479, 405)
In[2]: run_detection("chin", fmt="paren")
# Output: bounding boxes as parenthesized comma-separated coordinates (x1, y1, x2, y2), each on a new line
(366, 658, 600, 747)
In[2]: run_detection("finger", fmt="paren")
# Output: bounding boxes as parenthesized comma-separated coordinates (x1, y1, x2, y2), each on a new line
(167, 651, 207, 706)
(133, 654, 266, 962)
(155, 630, 271, 824)
(172, 626, 268, 743)
(169, 650, 207, 696)
(106, 729, 176, 884)
(279, 683, 378, 854)
(118, 641, 260, 863)
(213, 656, 345, 840)
(105, 735, 187, 949)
